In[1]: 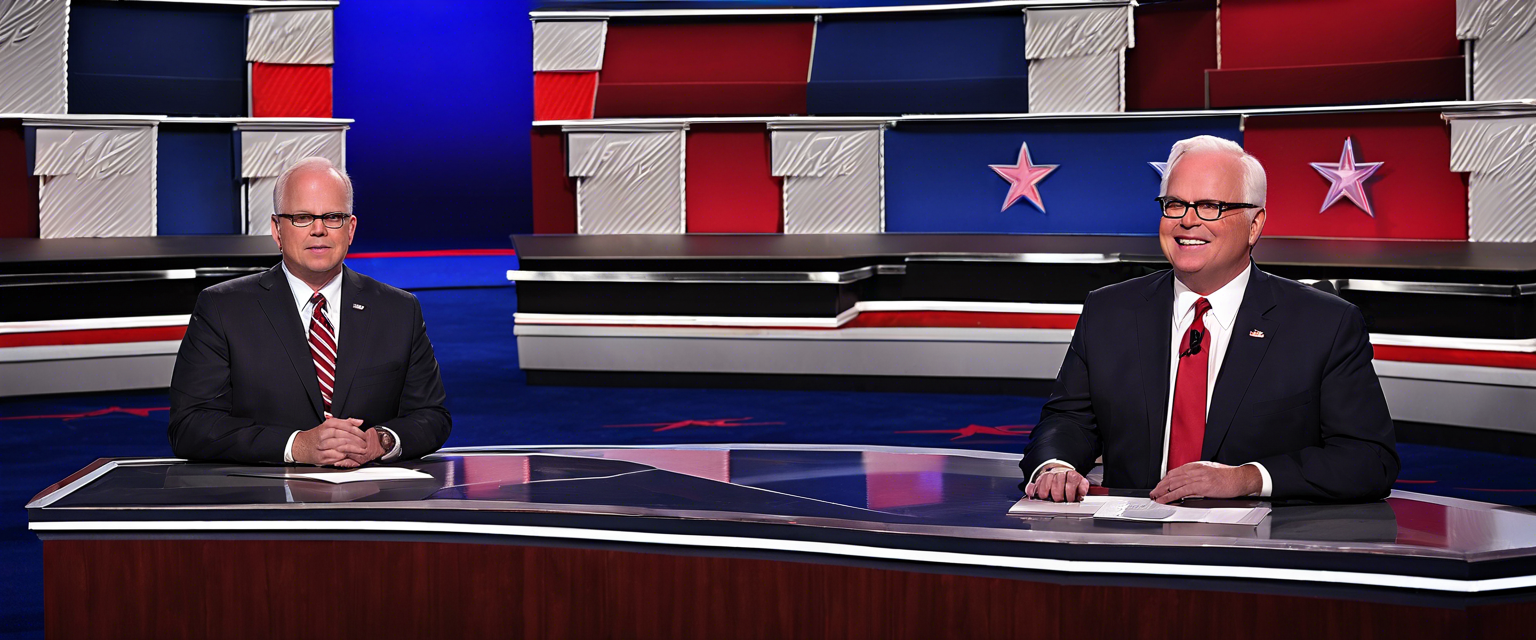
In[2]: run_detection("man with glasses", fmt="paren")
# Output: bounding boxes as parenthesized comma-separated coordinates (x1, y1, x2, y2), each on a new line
(169, 157, 451, 466)
(1021, 136, 1398, 504)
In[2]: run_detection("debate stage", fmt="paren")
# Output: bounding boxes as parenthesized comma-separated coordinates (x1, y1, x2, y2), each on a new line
(511, 233, 1536, 436)
(28, 445, 1536, 638)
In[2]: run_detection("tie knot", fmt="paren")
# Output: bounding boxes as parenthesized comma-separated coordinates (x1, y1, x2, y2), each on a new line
(1193, 297, 1211, 317)
(309, 292, 326, 310)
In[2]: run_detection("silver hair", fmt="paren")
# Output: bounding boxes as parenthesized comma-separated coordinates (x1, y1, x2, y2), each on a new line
(273, 156, 354, 215)
(1157, 135, 1267, 217)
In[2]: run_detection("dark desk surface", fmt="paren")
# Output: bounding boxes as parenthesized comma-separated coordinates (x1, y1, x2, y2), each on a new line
(27, 445, 1536, 594)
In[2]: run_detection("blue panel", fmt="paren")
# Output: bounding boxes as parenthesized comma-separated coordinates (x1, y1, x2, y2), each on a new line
(157, 125, 241, 236)
(807, 13, 1028, 115)
(68, 3, 247, 116)
(335, 0, 533, 240)
(884, 117, 1243, 235)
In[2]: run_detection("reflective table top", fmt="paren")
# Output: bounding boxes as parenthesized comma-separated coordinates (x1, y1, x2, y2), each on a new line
(29, 444, 1536, 566)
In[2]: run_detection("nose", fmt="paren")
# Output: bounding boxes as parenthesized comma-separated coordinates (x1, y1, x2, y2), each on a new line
(1178, 207, 1204, 227)
(308, 221, 329, 236)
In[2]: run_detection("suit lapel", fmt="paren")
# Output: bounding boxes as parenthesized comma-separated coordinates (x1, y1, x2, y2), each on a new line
(257, 265, 323, 419)
(1135, 271, 1174, 484)
(1202, 265, 1278, 461)
(327, 266, 368, 417)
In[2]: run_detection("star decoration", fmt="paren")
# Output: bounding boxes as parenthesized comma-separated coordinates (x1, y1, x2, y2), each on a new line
(1150, 161, 1168, 177)
(990, 143, 1058, 213)
(603, 417, 784, 432)
(1310, 137, 1383, 217)
(896, 424, 1033, 441)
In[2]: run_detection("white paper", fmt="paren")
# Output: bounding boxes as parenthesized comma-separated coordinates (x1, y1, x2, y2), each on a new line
(1009, 495, 1269, 527)
(287, 467, 433, 484)
(1093, 498, 1269, 526)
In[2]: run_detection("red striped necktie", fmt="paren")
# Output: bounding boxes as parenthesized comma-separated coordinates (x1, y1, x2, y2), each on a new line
(1168, 297, 1212, 472)
(308, 292, 337, 415)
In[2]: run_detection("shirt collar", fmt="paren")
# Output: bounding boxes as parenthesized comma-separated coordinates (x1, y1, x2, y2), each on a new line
(1172, 263, 1251, 330)
(280, 261, 343, 312)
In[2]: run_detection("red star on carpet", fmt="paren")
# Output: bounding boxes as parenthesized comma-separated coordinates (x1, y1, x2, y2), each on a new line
(603, 417, 785, 432)
(896, 424, 1033, 440)
(0, 406, 168, 421)
(990, 142, 1058, 213)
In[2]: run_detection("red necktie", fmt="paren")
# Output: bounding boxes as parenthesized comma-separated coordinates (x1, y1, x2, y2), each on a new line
(308, 292, 337, 415)
(1168, 297, 1212, 472)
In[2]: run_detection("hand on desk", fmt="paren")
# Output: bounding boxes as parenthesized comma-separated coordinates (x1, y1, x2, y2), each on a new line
(292, 417, 371, 467)
(1025, 464, 1091, 502)
(1151, 461, 1261, 504)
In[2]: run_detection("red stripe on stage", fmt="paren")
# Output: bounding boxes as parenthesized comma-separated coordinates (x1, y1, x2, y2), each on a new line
(347, 249, 517, 259)
(0, 326, 187, 348)
(1372, 345, 1536, 371)
(843, 311, 1081, 330)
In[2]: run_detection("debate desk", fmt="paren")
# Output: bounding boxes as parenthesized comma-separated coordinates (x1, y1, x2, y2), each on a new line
(28, 445, 1536, 638)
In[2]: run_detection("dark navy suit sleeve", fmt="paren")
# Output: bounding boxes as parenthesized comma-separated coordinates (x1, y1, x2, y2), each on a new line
(1019, 293, 1105, 488)
(1255, 305, 1400, 502)
(167, 290, 294, 463)
(376, 295, 451, 460)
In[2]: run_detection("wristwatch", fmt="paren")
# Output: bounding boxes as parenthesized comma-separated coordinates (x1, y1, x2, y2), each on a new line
(376, 428, 396, 456)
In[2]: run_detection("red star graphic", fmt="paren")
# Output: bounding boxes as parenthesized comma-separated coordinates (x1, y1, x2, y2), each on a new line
(990, 142, 1058, 213)
(603, 417, 785, 432)
(897, 424, 1033, 440)
(0, 406, 169, 421)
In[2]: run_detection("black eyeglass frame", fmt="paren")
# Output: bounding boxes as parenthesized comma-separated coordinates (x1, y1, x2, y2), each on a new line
(274, 212, 353, 229)
(1154, 196, 1259, 222)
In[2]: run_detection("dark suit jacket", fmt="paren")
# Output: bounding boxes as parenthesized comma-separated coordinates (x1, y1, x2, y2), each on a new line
(169, 264, 451, 463)
(1020, 265, 1399, 502)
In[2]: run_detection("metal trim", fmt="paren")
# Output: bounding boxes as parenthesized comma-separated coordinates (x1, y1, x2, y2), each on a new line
(506, 267, 875, 284)
(1303, 278, 1536, 298)
(0, 267, 267, 288)
(904, 253, 1124, 264)
(531, 0, 1131, 20)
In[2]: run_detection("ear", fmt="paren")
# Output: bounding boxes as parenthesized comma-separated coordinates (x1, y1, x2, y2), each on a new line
(1248, 208, 1266, 247)
(270, 215, 281, 246)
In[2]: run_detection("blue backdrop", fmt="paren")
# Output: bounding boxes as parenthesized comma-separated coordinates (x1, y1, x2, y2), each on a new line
(335, 1, 533, 244)
(884, 117, 1243, 235)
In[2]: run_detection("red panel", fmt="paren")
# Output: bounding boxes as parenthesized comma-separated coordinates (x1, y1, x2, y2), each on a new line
(534, 72, 597, 121)
(1373, 345, 1536, 370)
(685, 125, 781, 233)
(0, 121, 38, 238)
(1244, 112, 1467, 240)
(0, 326, 187, 348)
(595, 20, 814, 117)
(531, 129, 577, 234)
(250, 63, 332, 118)
(1208, 57, 1464, 108)
(1125, 1, 1217, 111)
(1220, 0, 1459, 69)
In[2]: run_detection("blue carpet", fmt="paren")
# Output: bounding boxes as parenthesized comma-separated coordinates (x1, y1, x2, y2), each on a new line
(3, 285, 1534, 637)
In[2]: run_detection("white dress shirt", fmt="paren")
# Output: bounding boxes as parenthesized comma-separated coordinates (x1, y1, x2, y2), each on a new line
(1031, 267, 1272, 497)
(280, 263, 402, 463)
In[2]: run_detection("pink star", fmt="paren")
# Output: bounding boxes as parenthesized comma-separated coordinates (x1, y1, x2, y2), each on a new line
(990, 143, 1058, 213)
(1310, 137, 1383, 217)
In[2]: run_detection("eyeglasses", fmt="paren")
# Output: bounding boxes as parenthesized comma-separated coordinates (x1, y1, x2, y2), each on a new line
(275, 212, 352, 229)
(1155, 196, 1257, 222)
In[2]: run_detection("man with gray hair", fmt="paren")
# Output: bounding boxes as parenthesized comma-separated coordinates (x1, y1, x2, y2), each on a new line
(169, 157, 451, 465)
(1020, 136, 1398, 503)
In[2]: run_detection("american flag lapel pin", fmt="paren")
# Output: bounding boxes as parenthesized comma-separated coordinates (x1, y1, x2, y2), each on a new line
(353, 303, 365, 310)
(1249, 329, 1265, 338)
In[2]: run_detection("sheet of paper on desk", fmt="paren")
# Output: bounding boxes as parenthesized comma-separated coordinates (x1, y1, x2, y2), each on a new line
(287, 467, 434, 484)
(1008, 496, 1115, 517)
(1009, 496, 1269, 526)
(1093, 499, 1269, 526)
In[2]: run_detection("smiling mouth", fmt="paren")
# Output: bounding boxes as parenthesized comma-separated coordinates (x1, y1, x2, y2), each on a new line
(1175, 238, 1209, 246)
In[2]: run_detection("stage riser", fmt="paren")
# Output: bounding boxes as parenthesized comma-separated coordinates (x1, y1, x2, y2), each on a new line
(516, 330, 1535, 435)
(0, 350, 174, 398)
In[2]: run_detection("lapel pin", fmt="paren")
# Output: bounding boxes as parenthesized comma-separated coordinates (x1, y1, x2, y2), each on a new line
(353, 303, 365, 310)
(1249, 329, 1265, 338)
